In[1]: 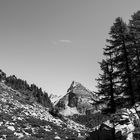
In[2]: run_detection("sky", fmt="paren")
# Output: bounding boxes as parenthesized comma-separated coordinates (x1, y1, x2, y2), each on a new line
(0, 0, 140, 95)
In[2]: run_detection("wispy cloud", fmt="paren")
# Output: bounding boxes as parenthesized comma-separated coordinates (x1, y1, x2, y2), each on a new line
(51, 40, 72, 46)
(59, 40, 72, 43)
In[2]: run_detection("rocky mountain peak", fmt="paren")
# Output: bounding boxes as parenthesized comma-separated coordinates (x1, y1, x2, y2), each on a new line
(67, 81, 93, 96)
(67, 81, 81, 93)
(71, 81, 80, 87)
(55, 81, 104, 116)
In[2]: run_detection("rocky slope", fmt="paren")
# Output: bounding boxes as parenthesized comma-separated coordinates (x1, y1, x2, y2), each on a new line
(0, 82, 91, 140)
(55, 81, 106, 116)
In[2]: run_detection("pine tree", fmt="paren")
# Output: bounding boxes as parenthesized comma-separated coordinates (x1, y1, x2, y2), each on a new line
(96, 57, 116, 113)
(129, 11, 140, 65)
(0, 70, 6, 82)
(106, 17, 134, 106)
(129, 11, 140, 100)
(96, 17, 135, 110)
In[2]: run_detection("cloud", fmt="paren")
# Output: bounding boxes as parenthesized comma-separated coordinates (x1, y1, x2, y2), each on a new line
(59, 40, 72, 43)
(50, 40, 72, 47)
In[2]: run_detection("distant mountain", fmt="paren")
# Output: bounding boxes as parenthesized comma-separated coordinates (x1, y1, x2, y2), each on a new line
(55, 81, 106, 116)
(49, 94, 62, 105)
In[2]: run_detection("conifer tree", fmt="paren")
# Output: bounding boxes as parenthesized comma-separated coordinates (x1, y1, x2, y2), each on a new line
(107, 17, 134, 106)
(0, 70, 6, 82)
(96, 17, 135, 109)
(129, 11, 140, 100)
(96, 57, 116, 113)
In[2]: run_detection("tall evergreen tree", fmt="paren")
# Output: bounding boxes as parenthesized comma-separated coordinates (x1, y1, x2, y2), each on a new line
(106, 17, 134, 106)
(96, 57, 116, 113)
(96, 17, 135, 109)
(129, 11, 140, 100)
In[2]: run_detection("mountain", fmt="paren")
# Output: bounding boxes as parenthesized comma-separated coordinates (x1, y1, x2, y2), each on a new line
(0, 82, 91, 140)
(55, 81, 106, 116)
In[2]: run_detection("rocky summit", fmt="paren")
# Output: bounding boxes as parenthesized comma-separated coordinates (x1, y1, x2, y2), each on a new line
(55, 81, 106, 116)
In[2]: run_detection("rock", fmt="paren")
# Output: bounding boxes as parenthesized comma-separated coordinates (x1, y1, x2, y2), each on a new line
(54, 135, 61, 139)
(7, 125, 15, 131)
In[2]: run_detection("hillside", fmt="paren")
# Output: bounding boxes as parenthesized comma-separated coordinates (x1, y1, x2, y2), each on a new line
(0, 82, 91, 140)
